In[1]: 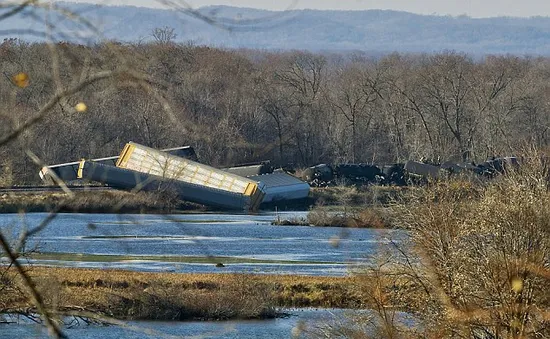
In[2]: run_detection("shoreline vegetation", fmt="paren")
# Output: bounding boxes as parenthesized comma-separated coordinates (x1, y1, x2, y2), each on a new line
(0, 267, 411, 322)
(271, 206, 392, 228)
(271, 185, 400, 228)
(0, 186, 400, 228)
(0, 190, 207, 214)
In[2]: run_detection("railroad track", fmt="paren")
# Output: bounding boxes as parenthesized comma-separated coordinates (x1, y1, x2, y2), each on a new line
(0, 185, 113, 193)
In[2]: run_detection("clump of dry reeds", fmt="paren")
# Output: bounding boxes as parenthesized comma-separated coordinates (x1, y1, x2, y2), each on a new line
(4, 268, 387, 321)
(306, 207, 391, 228)
(385, 152, 550, 338)
(310, 185, 407, 207)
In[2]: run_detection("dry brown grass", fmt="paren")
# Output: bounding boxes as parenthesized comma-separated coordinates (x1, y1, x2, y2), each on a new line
(300, 184, 407, 228)
(383, 154, 550, 338)
(310, 185, 407, 207)
(0, 267, 421, 321)
(273, 206, 392, 228)
(306, 206, 392, 228)
(0, 190, 204, 213)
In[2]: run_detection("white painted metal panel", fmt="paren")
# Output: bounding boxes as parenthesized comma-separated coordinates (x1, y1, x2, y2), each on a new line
(116, 142, 266, 210)
(249, 172, 310, 203)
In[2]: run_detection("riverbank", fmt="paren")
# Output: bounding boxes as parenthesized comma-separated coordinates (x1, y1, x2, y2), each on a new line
(272, 186, 402, 228)
(0, 190, 206, 214)
(1, 267, 413, 321)
(0, 186, 406, 226)
(272, 206, 393, 228)
(0, 188, 398, 228)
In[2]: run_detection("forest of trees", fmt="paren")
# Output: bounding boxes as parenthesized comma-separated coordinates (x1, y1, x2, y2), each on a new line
(1, 39, 550, 184)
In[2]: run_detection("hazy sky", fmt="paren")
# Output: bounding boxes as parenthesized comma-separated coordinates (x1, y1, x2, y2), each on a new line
(76, 0, 550, 18)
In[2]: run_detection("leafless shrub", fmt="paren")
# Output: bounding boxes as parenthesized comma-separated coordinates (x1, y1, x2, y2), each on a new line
(152, 26, 177, 44)
(305, 206, 390, 228)
(386, 151, 550, 338)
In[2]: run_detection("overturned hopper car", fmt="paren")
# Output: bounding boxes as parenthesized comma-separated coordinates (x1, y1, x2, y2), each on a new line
(39, 146, 197, 184)
(78, 161, 254, 211)
(116, 142, 266, 211)
(334, 164, 382, 183)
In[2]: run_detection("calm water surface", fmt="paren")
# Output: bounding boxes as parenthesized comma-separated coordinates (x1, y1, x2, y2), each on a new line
(0, 213, 410, 338)
(1, 308, 379, 339)
(0, 212, 405, 275)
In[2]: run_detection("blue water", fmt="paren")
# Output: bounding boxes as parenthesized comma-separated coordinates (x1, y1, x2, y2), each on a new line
(0, 212, 405, 275)
(0, 213, 411, 338)
(0, 309, 381, 339)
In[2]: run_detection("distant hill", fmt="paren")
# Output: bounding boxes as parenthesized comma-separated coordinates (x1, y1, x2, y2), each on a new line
(2, 3, 550, 55)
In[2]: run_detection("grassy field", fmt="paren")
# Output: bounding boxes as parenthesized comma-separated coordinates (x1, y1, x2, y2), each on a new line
(0, 267, 415, 321)
(27, 252, 339, 265)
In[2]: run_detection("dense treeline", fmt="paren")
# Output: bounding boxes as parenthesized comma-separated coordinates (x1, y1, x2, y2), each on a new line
(1, 39, 549, 184)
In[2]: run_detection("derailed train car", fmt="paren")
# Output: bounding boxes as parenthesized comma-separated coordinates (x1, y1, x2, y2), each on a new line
(403, 160, 445, 183)
(334, 164, 382, 184)
(301, 156, 519, 187)
(475, 157, 520, 177)
(223, 162, 310, 203)
(38, 143, 312, 211)
(302, 163, 387, 186)
(39, 146, 197, 184)
(116, 142, 267, 211)
(78, 160, 254, 211)
(249, 171, 310, 203)
(301, 164, 334, 186)
(222, 161, 274, 177)
(39, 156, 117, 185)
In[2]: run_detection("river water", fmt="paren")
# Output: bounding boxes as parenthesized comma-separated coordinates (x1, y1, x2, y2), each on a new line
(0, 212, 408, 338)
(0, 212, 404, 276)
(2, 308, 382, 338)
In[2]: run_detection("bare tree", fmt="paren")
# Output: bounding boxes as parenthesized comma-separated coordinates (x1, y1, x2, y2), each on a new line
(152, 26, 177, 44)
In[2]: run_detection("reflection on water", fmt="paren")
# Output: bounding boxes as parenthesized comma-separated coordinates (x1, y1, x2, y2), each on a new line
(0, 309, 372, 339)
(0, 212, 405, 276)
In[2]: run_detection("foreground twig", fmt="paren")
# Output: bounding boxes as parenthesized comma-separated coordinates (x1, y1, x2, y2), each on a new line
(0, 232, 66, 338)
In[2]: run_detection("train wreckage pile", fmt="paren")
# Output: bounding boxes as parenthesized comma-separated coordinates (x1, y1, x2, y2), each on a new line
(301, 157, 519, 187)
(39, 141, 519, 212)
(39, 142, 310, 212)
